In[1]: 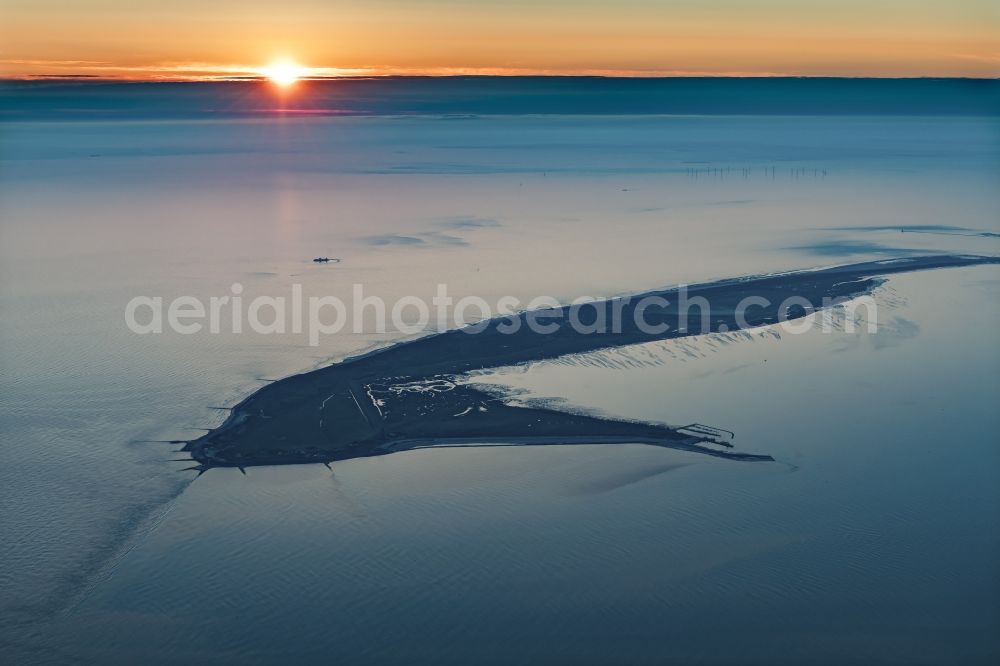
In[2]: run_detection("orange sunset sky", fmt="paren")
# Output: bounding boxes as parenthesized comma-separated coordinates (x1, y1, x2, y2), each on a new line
(1, 0, 998, 79)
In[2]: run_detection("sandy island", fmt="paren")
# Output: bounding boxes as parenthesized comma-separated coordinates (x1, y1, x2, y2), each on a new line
(177, 255, 998, 473)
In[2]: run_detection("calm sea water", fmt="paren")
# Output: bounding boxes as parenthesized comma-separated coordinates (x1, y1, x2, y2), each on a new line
(1, 82, 998, 664)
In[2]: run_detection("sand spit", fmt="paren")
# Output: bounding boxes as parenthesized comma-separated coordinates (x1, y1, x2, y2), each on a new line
(181, 255, 998, 472)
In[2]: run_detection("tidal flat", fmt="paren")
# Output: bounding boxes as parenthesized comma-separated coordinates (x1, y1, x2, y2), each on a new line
(2, 92, 998, 663)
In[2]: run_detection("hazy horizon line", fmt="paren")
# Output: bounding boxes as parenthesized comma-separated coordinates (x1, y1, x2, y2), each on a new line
(4, 73, 999, 84)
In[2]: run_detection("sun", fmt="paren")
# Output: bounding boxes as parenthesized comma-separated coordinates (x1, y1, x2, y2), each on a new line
(260, 59, 306, 87)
